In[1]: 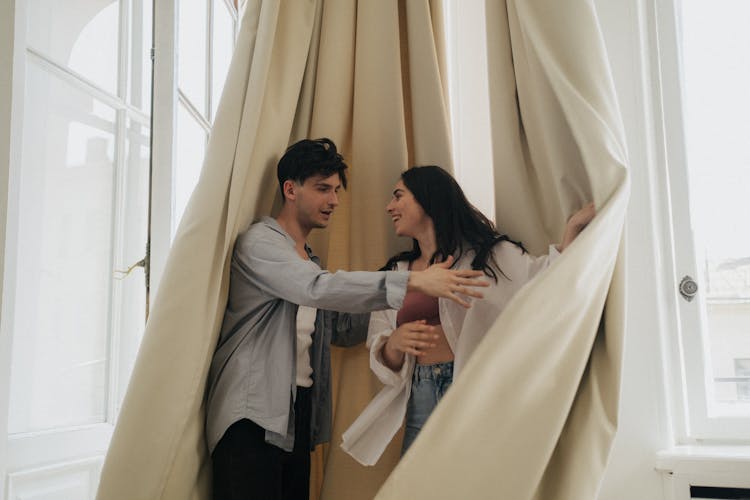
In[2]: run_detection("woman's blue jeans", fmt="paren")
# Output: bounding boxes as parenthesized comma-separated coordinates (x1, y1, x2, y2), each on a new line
(401, 361, 454, 454)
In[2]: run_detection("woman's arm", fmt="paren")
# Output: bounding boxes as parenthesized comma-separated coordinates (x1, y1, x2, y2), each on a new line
(381, 320, 438, 371)
(368, 310, 415, 386)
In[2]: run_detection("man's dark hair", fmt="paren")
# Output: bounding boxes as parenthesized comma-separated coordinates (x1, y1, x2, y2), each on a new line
(277, 138, 348, 200)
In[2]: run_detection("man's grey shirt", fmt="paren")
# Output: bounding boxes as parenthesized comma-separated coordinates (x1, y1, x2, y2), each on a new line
(205, 217, 408, 453)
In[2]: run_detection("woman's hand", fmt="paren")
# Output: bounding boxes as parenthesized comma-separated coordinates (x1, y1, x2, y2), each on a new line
(558, 202, 596, 252)
(407, 255, 489, 308)
(381, 320, 439, 371)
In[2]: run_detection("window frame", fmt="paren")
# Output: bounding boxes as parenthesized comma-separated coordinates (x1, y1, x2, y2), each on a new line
(0, 1, 26, 494)
(1, 0, 236, 493)
(5, 0, 151, 445)
(150, 0, 238, 295)
(654, 0, 750, 442)
(0, 6, 152, 497)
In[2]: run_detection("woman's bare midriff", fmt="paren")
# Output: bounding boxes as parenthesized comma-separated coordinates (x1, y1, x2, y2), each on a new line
(417, 324, 454, 365)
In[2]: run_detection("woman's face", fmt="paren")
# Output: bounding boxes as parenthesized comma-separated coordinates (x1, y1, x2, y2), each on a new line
(386, 180, 430, 238)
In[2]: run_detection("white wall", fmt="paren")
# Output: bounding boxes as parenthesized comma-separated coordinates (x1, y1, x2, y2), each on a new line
(596, 0, 675, 498)
(0, 0, 23, 496)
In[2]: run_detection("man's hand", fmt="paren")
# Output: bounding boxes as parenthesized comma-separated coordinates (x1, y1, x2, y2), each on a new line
(382, 320, 438, 371)
(407, 255, 489, 308)
(558, 202, 596, 252)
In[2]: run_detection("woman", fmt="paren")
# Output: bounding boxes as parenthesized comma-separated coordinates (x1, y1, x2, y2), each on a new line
(340, 166, 595, 466)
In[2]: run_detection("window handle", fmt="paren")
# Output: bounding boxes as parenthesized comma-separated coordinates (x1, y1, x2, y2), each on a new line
(679, 275, 698, 302)
(115, 257, 147, 280)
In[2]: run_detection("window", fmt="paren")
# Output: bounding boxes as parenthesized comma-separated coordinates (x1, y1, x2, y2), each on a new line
(732, 359, 750, 402)
(9, 0, 151, 436)
(659, 0, 750, 439)
(148, 0, 238, 296)
(3, 0, 238, 496)
(173, 0, 237, 234)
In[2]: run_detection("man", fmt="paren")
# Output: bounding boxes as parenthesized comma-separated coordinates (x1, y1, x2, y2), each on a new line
(206, 138, 485, 499)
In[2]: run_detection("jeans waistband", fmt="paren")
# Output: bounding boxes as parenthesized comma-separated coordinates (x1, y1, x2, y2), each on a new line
(413, 360, 454, 383)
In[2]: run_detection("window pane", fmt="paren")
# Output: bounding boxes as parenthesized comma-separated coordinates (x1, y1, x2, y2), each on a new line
(212, 1, 235, 121)
(114, 116, 150, 410)
(174, 103, 207, 235)
(128, 0, 153, 112)
(178, 0, 208, 116)
(9, 61, 116, 433)
(26, 0, 120, 95)
(734, 359, 750, 401)
(681, 0, 750, 414)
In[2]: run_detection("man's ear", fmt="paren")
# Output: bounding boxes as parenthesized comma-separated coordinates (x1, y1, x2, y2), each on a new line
(282, 179, 297, 201)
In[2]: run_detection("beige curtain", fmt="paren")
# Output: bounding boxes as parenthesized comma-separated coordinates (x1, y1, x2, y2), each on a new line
(98, 0, 627, 498)
(298, 1, 452, 499)
(375, 1, 629, 499)
(96, 1, 451, 499)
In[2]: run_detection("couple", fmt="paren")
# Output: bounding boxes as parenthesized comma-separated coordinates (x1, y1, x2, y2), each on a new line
(205, 138, 594, 499)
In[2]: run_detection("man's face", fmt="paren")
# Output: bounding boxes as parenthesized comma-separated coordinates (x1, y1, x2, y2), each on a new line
(288, 173, 342, 230)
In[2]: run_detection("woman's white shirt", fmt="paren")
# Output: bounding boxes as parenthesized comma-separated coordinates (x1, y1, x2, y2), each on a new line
(340, 241, 559, 465)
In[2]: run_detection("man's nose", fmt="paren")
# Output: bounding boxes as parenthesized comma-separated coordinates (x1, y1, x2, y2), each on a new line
(329, 191, 339, 206)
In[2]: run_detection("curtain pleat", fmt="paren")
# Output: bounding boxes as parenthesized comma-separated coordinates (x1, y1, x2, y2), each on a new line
(97, 1, 319, 498)
(374, 0, 628, 498)
(298, 3, 452, 498)
(97, 1, 451, 499)
(97, 0, 627, 499)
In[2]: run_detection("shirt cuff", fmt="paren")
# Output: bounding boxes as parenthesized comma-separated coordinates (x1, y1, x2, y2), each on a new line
(384, 271, 409, 310)
(370, 332, 412, 386)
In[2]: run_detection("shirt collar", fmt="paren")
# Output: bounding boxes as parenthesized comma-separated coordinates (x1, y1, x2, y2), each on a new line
(259, 216, 316, 260)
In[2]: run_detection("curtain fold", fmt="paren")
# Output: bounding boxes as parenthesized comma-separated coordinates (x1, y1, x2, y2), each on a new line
(97, 0, 627, 498)
(374, 0, 628, 498)
(97, 1, 319, 498)
(97, 1, 452, 499)
(297, 2, 452, 498)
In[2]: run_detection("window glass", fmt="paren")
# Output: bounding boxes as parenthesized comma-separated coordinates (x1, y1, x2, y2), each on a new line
(211, 1, 235, 121)
(27, 0, 120, 94)
(734, 359, 750, 401)
(173, 103, 207, 235)
(178, 0, 208, 115)
(128, 0, 153, 111)
(113, 117, 150, 410)
(681, 0, 750, 414)
(9, 60, 117, 433)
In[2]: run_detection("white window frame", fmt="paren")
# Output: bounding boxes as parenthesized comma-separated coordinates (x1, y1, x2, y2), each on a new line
(0, 0, 236, 496)
(149, 0, 178, 296)
(2, 4, 244, 434)
(0, 3, 26, 496)
(150, 0, 238, 296)
(1, 0, 152, 482)
(652, 0, 750, 442)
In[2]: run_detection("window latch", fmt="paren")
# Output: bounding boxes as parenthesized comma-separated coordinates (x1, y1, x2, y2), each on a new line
(115, 256, 147, 280)
(679, 275, 698, 302)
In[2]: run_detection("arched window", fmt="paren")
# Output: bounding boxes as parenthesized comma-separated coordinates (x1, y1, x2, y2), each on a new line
(3, 1, 238, 496)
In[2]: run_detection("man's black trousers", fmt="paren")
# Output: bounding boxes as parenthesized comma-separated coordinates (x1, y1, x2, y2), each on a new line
(212, 386, 312, 500)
